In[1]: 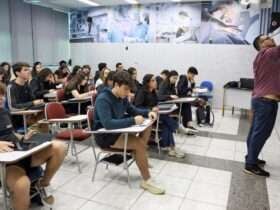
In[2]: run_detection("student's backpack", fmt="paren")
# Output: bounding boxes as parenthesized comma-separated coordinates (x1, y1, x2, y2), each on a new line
(196, 104, 214, 126)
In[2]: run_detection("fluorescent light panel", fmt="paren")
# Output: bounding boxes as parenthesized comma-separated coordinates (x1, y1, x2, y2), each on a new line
(78, 0, 99, 6)
(124, 0, 139, 4)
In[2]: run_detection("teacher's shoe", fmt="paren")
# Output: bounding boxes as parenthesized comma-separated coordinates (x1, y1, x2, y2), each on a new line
(243, 164, 270, 177)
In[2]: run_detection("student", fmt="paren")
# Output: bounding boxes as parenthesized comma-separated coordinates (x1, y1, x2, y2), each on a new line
(177, 67, 199, 132)
(54, 64, 69, 85)
(8, 63, 44, 110)
(156, 69, 169, 89)
(96, 71, 115, 93)
(93, 71, 165, 195)
(82, 65, 91, 78)
(94, 62, 107, 83)
(64, 72, 95, 113)
(243, 35, 280, 177)
(59, 60, 67, 67)
(127, 67, 142, 94)
(135, 74, 185, 158)
(158, 70, 193, 134)
(0, 66, 8, 85)
(0, 82, 66, 210)
(30, 68, 56, 100)
(116, 62, 124, 72)
(67, 65, 82, 81)
(0, 62, 11, 84)
(31, 62, 42, 78)
(95, 68, 110, 88)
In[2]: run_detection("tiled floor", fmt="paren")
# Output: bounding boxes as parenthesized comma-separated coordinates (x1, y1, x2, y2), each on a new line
(1, 109, 280, 210)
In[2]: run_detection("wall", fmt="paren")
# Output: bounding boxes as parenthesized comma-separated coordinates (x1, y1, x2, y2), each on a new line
(0, 0, 70, 64)
(0, 0, 12, 62)
(71, 43, 257, 108)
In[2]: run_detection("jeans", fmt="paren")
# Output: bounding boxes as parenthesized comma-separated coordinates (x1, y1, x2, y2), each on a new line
(160, 115, 178, 148)
(246, 97, 278, 165)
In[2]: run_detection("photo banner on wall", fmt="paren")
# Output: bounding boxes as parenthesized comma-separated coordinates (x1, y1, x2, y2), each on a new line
(70, 1, 260, 45)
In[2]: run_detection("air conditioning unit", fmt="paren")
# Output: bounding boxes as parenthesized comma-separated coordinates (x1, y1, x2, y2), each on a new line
(240, 0, 272, 9)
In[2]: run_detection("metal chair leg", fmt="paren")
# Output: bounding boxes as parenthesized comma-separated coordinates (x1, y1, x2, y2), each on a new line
(72, 142, 82, 173)
(92, 153, 101, 182)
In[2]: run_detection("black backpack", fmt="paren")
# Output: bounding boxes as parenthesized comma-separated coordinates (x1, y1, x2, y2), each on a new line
(196, 104, 214, 126)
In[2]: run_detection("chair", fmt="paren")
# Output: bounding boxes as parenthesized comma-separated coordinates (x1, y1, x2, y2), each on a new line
(45, 102, 94, 173)
(86, 107, 135, 185)
(199, 80, 214, 103)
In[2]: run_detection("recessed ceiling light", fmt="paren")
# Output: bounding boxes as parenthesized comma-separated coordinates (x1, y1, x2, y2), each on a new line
(77, 0, 99, 6)
(124, 0, 139, 4)
(171, 0, 182, 2)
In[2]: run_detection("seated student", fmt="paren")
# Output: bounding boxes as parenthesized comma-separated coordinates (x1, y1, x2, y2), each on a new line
(158, 70, 193, 134)
(96, 71, 115, 93)
(156, 69, 169, 90)
(0, 66, 8, 85)
(0, 83, 66, 210)
(54, 64, 69, 85)
(0, 62, 11, 84)
(93, 71, 165, 195)
(64, 72, 95, 113)
(177, 67, 199, 132)
(94, 62, 107, 84)
(116, 62, 124, 72)
(67, 65, 81, 82)
(95, 68, 110, 89)
(82, 65, 91, 78)
(135, 74, 185, 158)
(127, 67, 142, 94)
(8, 62, 44, 110)
(31, 61, 42, 78)
(30, 68, 56, 100)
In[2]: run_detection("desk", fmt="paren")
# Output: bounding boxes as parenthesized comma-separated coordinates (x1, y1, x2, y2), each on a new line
(222, 87, 252, 116)
(0, 142, 52, 210)
(63, 96, 92, 114)
(160, 97, 197, 125)
(44, 91, 57, 100)
(10, 110, 43, 134)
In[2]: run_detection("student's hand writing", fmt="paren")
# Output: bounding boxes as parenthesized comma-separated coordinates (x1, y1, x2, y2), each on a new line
(0, 141, 14, 153)
(134, 116, 144, 125)
(148, 111, 157, 121)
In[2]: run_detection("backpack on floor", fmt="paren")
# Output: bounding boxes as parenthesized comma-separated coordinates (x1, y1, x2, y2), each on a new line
(196, 104, 214, 126)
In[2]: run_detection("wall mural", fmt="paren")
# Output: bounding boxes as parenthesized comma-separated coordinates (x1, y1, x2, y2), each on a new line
(70, 1, 260, 44)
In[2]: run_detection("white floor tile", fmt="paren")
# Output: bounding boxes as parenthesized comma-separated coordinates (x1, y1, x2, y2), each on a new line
(234, 151, 245, 163)
(180, 199, 226, 210)
(206, 147, 234, 161)
(194, 167, 231, 187)
(183, 136, 212, 147)
(131, 192, 183, 210)
(209, 139, 235, 152)
(59, 174, 109, 199)
(156, 174, 192, 197)
(186, 181, 230, 206)
(92, 182, 143, 209)
(48, 191, 87, 210)
(268, 194, 280, 210)
(79, 201, 119, 210)
(160, 162, 199, 180)
(50, 169, 78, 190)
(180, 144, 208, 156)
(235, 142, 247, 153)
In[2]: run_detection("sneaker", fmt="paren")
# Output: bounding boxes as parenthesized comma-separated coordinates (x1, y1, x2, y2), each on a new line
(140, 179, 165, 195)
(168, 149, 185, 158)
(187, 126, 199, 133)
(35, 180, 55, 206)
(243, 164, 270, 177)
(178, 124, 195, 135)
(257, 159, 266, 165)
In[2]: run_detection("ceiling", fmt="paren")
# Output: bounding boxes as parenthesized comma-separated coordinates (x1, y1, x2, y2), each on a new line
(24, 0, 217, 12)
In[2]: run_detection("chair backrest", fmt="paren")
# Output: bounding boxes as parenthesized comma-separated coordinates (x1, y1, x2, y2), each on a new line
(45, 102, 66, 120)
(200, 81, 214, 92)
(56, 89, 65, 101)
(87, 106, 94, 130)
